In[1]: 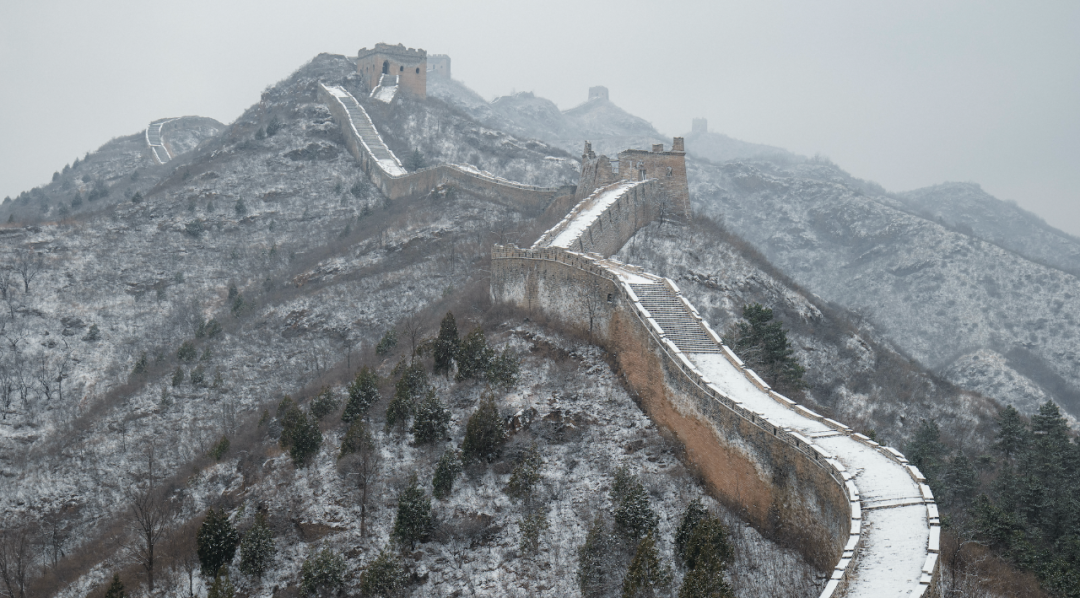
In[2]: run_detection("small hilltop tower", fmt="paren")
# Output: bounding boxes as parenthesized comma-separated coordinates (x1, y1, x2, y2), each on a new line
(577, 139, 690, 219)
(356, 43, 428, 98)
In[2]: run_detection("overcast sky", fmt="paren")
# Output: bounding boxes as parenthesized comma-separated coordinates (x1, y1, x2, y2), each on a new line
(2, 1, 1078, 235)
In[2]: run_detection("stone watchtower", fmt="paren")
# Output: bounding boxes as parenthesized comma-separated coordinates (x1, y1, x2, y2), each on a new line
(691, 118, 708, 134)
(576, 139, 691, 219)
(356, 43, 427, 98)
(427, 54, 451, 80)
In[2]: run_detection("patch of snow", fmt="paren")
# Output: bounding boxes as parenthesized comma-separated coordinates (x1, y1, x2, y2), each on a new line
(548, 181, 640, 249)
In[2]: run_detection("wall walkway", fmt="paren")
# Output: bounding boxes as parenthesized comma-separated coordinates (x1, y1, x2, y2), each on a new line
(318, 83, 574, 213)
(145, 118, 176, 164)
(321, 77, 940, 595)
(493, 173, 940, 597)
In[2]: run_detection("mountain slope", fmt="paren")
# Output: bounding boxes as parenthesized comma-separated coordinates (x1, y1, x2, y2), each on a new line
(688, 159, 1080, 422)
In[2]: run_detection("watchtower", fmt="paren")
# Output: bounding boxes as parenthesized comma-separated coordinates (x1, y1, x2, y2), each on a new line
(588, 86, 609, 101)
(692, 118, 708, 134)
(428, 54, 451, 80)
(617, 139, 689, 218)
(356, 43, 428, 98)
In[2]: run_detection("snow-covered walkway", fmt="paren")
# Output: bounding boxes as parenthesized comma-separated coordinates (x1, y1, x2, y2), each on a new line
(546, 181, 639, 249)
(689, 353, 933, 597)
(322, 85, 407, 176)
(145, 118, 176, 164)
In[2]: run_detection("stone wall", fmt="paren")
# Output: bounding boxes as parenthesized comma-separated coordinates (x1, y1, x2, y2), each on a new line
(491, 246, 941, 598)
(319, 84, 573, 213)
(533, 179, 660, 257)
(490, 246, 851, 570)
(576, 140, 691, 220)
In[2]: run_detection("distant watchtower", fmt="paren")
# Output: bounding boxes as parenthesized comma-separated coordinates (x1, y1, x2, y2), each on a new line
(356, 43, 427, 98)
(428, 54, 451, 80)
(588, 86, 609, 101)
(692, 118, 708, 134)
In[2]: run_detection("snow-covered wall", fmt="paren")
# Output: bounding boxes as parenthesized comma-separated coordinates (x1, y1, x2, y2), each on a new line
(532, 179, 659, 256)
(318, 83, 574, 212)
(490, 243, 941, 598)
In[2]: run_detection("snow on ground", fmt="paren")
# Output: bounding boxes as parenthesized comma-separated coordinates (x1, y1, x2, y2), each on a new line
(548, 181, 639, 248)
(372, 84, 398, 104)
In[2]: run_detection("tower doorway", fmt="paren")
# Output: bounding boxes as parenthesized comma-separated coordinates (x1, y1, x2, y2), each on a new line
(382, 60, 390, 74)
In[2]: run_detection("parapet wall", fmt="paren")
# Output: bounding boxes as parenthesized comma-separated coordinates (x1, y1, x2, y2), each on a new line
(532, 179, 660, 257)
(319, 84, 573, 213)
(490, 245, 940, 598)
(491, 246, 851, 569)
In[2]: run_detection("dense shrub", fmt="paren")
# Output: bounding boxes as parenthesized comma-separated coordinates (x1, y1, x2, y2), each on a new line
(519, 510, 549, 556)
(723, 303, 805, 393)
(360, 548, 407, 597)
(103, 574, 125, 598)
(300, 547, 345, 596)
(622, 533, 671, 598)
(577, 515, 616, 597)
(209, 435, 230, 461)
(376, 329, 398, 355)
(177, 341, 197, 362)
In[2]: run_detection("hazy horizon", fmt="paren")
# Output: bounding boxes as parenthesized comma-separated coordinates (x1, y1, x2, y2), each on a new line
(2, 0, 1077, 235)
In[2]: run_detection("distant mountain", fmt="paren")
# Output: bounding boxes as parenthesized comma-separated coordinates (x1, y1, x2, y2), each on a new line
(688, 158, 1080, 423)
(683, 129, 797, 164)
(890, 182, 1080, 276)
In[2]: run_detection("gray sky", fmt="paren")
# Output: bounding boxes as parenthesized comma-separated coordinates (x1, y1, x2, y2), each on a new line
(3, 1, 1078, 235)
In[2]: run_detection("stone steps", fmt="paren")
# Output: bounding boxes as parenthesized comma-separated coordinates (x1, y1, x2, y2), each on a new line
(629, 283, 721, 353)
(337, 96, 398, 162)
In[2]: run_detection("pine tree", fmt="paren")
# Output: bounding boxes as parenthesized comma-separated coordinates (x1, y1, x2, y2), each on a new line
(310, 386, 339, 420)
(197, 508, 240, 576)
(612, 467, 658, 541)
(239, 513, 276, 579)
(723, 303, 804, 392)
(939, 452, 977, 508)
(386, 361, 428, 431)
(519, 510, 549, 556)
(507, 444, 543, 503)
(455, 326, 494, 382)
(393, 474, 432, 549)
(103, 574, 125, 598)
(461, 393, 506, 462)
(674, 500, 708, 567)
(621, 533, 672, 598)
(344, 366, 379, 423)
(432, 448, 462, 499)
(994, 404, 1029, 462)
(486, 348, 520, 389)
(577, 514, 616, 598)
(340, 418, 374, 458)
(360, 548, 407, 597)
(411, 390, 450, 445)
(433, 312, 459, 377)
(680, 515, 733, 574)
(300, 547, 345, 596)
(905, 419, 945, 483)
(287, 408, 323, 467)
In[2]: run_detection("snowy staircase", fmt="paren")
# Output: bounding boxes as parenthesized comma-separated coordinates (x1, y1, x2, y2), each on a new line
(336, 93, 399, 163)
(370, 74, 399, 103)
(145, 119, 174, 164)
(629, 283, 721, 353)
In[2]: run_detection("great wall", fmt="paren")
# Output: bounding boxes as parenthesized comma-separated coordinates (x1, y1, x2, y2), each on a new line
(316, 47, 941, 597)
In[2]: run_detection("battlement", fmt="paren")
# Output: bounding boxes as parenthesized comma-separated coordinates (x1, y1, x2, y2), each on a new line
(356, 43, 428, 98)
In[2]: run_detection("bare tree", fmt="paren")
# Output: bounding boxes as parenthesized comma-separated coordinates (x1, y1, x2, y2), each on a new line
(126, 446, 175, 594)
(402, 314, 424, 358)
(0, 522, 34, 598)
(338, 427, 381, 536)
(0, 269, 15, 321)
(13, 249, 43, 294)
(35, 353, 54, 405)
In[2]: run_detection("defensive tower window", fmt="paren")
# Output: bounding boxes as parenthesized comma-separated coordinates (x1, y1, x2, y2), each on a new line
(416, 67, 420, 74)
(399, 65, 404, 72)
(382, 60, 389, 74)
